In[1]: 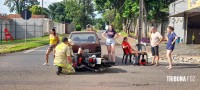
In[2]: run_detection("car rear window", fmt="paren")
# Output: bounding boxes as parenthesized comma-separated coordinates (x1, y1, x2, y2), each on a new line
(71, 33, 97, 43)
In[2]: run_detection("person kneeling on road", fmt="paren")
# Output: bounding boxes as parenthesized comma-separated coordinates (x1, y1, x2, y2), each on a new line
(54, 37, 75, 75)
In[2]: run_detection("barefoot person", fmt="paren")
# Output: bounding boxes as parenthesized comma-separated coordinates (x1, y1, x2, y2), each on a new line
(54, 37, 75, 75)
(43, 28, 59, 66)
(102, 25, 119, 65)
(166, 26, 178, 70)
(150, 27, 163, 66)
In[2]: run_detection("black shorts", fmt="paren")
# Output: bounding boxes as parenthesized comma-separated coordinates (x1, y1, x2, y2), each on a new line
(151, 46, 159, 56)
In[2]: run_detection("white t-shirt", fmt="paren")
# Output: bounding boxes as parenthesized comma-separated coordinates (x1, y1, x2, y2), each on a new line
(150, 32, 162, 47)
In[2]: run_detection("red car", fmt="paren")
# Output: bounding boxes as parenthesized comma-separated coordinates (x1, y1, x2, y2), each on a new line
(69, 31, 101, 57)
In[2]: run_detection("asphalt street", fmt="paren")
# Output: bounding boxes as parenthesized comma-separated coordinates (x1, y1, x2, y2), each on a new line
(0, 30, 199, 90)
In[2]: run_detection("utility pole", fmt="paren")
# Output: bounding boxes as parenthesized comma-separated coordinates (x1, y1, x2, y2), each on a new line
(0, 18, 2, 42)
(42, 0, 44, 36)
(25, 0, 27, 42)
(138, 0, 143, 44)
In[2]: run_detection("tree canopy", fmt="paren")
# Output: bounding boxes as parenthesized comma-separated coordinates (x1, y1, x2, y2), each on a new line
(4, 0, 39, 14)
(4, 0, 176, 32)
(48, 0, 95, 28)
(29, 5, 48, 16)
(95, 0, 175, 36)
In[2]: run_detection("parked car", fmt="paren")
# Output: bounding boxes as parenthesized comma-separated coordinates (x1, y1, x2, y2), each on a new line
(68, 31, 111, 72)
(69, 31, 101, 57)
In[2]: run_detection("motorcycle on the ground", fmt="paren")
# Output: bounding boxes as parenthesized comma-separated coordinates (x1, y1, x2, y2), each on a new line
(72, 49, 112, 72)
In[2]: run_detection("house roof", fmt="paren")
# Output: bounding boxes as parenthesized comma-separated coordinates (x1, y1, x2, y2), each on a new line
(0, 15, 10, 20)
(6, 14, 46, 19)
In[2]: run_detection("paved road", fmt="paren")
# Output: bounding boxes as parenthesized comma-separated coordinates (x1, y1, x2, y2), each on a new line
(0, 30, 200, 90)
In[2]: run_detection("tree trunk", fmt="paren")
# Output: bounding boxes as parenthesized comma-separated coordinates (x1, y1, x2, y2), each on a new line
(122, 18, 126, 32)
(125, 19, 129, 33)
(135, 18, 139, 37)
(143, 2, 148, 38)
(160, 19, 165, 36)
(15, 1, 20, 14)
(127, 19, 132, 34)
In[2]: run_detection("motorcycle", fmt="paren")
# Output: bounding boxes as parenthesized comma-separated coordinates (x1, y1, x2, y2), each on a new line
(72, 49, 112, 72)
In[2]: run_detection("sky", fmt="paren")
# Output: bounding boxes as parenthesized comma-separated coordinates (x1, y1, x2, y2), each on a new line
(0, 0, 101, 18)
(0, 0, 63, 14)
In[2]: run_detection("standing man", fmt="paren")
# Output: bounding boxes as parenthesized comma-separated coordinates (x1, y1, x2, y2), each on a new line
(150, 27, 163, 66)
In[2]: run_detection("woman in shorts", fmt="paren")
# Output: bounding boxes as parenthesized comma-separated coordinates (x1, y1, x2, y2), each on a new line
(166, 26, 178, 70)
(43, 28, 59, 66)
(102, 25, 119, 65)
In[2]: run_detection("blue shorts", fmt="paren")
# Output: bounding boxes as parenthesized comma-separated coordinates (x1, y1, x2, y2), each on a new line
(106, 38, 115, 46)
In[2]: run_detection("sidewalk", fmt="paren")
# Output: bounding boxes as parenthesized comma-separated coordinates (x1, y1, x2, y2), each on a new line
(159, 44, 200, 64)
(117, 35, 200, 64)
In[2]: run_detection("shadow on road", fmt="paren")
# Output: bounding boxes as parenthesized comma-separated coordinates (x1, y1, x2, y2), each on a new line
(174, 63, 200, 69)
(73, 68, 127, 75)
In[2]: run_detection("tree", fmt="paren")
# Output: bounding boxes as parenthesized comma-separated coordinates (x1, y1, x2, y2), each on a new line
(29, 5, 49, 16)
(4, 0, 40, 14)
(95, 18, 105, 30)
(64, 0, 95, 28)
(112, 12, 123, 31)
(95, 0, 176, 37)
(95, 0, 125, 13)
(122, 0, 139, 33)
(102, 9, 115, 24)
(48, 2, 68, 23)
(48, 0, 95, 28)
(145, 0, 176, 35)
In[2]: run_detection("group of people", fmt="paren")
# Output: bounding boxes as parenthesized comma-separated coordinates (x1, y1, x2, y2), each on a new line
(43, 28, 75, 75)
(149, 26, 178, 70)
(44, 25, 178, 75)
(103, 25, 178, 70)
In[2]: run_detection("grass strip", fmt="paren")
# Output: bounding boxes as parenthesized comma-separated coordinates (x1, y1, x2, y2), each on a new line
(0, 35, 67, 54)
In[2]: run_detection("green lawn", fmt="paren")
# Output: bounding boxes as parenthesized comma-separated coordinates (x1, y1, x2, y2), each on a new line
(0, 35, 67, 54)
(120, 31, 128, 37)
(119, 31, 136, 38)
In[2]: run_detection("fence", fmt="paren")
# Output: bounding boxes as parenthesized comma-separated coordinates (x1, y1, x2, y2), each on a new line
(0, 18, 43, 42)
(0, 18, 75, 42)
(0, 24, 43, 40)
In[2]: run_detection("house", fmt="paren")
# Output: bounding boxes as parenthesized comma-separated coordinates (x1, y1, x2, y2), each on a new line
(169, 0, 200, 44)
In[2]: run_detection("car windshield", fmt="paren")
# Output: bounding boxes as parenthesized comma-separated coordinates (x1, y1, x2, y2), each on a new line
(71, 33, 97, 43)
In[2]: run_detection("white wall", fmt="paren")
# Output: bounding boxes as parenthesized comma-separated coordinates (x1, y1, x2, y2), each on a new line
(0, 18, 75, 40)
(169, 0, 188, 43)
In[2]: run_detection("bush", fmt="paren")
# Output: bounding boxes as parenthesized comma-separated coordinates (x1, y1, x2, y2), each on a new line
(75, 25, 81, 31)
